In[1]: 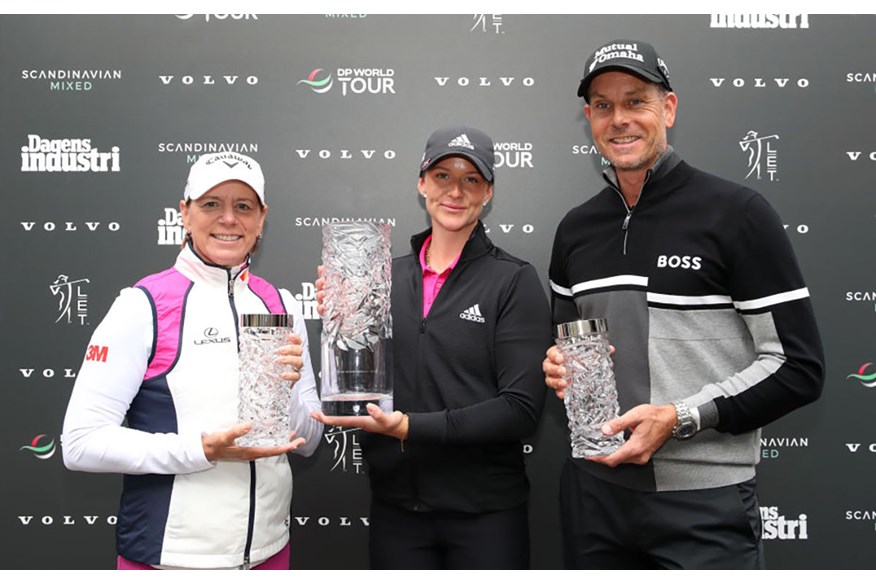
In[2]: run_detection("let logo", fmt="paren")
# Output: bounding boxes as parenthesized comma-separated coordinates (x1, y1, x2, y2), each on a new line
(85, 345, 108, 362)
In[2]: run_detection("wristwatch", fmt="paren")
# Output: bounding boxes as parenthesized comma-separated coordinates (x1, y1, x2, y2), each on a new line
(671, 400, 698, 440)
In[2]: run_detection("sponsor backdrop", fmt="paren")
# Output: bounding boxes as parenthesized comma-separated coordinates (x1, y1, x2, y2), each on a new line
(1, 13, 874, 569)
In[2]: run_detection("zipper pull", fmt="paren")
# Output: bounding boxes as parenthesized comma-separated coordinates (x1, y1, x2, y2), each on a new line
(419, 319, 426, 333)
(622, 210, 632, 231)
(228, 275, 234, 297)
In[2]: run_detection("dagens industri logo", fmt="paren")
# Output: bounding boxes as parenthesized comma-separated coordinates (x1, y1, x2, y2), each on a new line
(21, 135, 119, 172)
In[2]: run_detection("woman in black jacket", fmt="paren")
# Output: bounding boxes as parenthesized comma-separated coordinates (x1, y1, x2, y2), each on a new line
(313, 125, 552, 569)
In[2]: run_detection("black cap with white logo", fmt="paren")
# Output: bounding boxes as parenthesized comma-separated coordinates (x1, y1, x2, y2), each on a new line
(419, 125, 495, 183)
(577, 39, 673, 102)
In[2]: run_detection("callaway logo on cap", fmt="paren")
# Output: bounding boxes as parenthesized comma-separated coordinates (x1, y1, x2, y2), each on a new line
(184, 152, 266, 204)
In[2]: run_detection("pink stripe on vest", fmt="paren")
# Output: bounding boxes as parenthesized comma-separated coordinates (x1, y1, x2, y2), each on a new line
(248, 275, 286, 314)
(135, 268, 191, 381)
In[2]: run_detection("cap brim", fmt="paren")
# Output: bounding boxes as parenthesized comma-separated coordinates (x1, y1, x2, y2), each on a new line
(422, 151, 494, 183)
(577, 64, 668, 98)
(187, 177, 265, 204)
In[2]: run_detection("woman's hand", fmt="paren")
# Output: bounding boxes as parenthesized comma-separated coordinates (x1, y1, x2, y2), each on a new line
(201, 423, 306, 462)
(310, 403, 409, 440)
(315, 265, 326, 316)
(278, 333, 305, 384)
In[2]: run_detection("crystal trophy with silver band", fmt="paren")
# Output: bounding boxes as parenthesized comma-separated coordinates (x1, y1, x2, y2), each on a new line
(237, 313, 296, 447)
(320, 221, 393, 416)
(555, 318, 624, 457)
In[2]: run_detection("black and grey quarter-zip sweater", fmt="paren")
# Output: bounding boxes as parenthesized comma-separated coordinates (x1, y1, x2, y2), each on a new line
(549, 148, 824, 492)
(362, 221, 553, 513)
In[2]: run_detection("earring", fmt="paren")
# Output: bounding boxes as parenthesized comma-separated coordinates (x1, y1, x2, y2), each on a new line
(420, 192, 427, 198)
(483, 201, 488, 207)
(257, 233, 263, 242)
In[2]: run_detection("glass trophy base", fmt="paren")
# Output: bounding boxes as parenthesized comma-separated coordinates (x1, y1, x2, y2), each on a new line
(321, 393, 393, 416)
(570, 429, 625, 458)
(236, 434, 288, 448)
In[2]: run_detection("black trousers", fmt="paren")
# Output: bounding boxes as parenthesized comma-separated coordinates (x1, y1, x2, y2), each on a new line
(369, 499, 530, 569)
(560, 460, 764, 569)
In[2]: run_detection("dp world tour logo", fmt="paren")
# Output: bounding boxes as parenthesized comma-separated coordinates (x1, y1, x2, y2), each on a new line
(847, 363, 876, 388)
(298, 68, 333, 93)
(20, 434, 56, 460)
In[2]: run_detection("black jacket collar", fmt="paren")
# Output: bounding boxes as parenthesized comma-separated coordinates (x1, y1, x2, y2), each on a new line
(408, 221, 493, 264)
(601, 147, 691, 207)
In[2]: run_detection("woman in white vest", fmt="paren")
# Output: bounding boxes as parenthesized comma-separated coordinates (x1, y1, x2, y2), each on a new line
(62, 153, 323, 569)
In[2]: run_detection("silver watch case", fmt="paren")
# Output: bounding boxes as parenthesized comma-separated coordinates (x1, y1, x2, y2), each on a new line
(672, 400, 697, 440)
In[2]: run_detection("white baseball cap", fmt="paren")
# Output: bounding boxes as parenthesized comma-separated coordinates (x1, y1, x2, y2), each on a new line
(183, 152, 266, 204)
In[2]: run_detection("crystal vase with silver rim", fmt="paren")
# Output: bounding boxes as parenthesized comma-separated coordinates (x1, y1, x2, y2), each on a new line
(555, 318, 624, 457)
(237, 313, 296, 447)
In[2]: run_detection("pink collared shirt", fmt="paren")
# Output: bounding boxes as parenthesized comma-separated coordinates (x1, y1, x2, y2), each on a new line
(419, 235, 462, 317)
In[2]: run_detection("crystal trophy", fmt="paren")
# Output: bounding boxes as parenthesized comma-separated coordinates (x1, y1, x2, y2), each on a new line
(237, 313, 295, 447)
(320, 221, 393, 416)
(555, 318, 624, 457)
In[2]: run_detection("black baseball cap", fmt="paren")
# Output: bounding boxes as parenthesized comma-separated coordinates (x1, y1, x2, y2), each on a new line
(577, 39, 673, 102)
(419, 125, 495, 183)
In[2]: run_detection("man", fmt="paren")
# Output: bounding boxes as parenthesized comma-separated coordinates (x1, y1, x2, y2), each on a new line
(543, 39, 824, 569)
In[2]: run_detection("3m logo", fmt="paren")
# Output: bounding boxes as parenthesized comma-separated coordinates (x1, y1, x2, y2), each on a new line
(85, 345, 108, 362)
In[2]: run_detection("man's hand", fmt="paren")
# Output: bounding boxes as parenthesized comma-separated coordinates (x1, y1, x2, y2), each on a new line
(544, 344, 615, 400)
(201, 423, 306, 462)
(543, 345, 568, 399)
(587, 404, 677, 467)
(310, 403, 408, 440)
